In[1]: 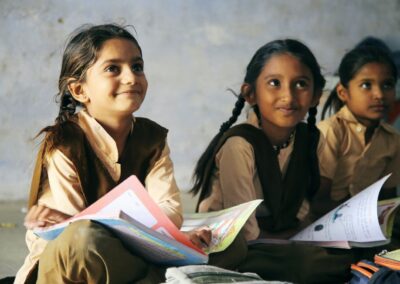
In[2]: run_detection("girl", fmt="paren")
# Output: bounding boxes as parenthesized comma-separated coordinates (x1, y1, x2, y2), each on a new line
(313, 46, 400, 217)
(191, 39, 324, 242)
(191, 39, 380, 283)
(15, 24, 211, 284)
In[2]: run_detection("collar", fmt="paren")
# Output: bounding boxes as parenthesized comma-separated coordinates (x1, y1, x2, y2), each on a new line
(336, 105, 397, 135)
(77, 109, 135, 163)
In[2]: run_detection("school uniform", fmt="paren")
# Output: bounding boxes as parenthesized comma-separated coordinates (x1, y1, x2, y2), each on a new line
(198, 112, 318, 241)
(318, 105, 400, 201)
(15, 109, 182, 284)
(197, 113, 383, 283)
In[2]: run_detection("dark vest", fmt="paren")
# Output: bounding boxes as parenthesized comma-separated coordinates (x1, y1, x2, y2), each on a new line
(28, 117, 167, 209)
(198, 123, 317, 232)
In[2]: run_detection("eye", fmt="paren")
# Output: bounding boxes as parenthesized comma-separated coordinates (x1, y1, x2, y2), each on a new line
(382, 80, 395, 90)
(132, 63, 144, 73)
(360, 81, 371, 89)
(105, 65, 120, 73)
(295, 80, 309, 89)
(268, 79, 280, 87)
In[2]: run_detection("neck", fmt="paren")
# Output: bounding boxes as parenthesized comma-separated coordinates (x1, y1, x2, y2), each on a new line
(94, 114, 132, 155)
(260, 120, 295, 146)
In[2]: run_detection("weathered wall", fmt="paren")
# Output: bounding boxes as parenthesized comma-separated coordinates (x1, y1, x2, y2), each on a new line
(0, 0, 399, 199)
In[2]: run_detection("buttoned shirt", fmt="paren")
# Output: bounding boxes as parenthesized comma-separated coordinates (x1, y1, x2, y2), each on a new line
(198, 112, 322, 241)
(318, 106, 400, 201)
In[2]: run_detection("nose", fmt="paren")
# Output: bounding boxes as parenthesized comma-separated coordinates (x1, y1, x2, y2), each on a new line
(121, 68, 136, 85)
(281, 84, 295, 102)
(373, 86, 384, 100)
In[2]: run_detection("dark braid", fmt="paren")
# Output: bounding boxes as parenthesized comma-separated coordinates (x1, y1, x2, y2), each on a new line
(56, 91, 79, 124)
(191, 95, 245, 196)
(219, 94, 245, 132)
(321, 85, 344, 120)
(306, 106, 320, 200)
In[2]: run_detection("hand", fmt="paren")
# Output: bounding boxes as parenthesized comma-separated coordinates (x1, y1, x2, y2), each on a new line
(183, 226, 212, 250)
(24, 205, 72, 230)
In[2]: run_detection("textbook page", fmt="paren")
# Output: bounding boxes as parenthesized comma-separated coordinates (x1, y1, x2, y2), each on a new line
(34, 175, 206, 264)
(181, 199, 262, 253)
(290, 174, 394, 246)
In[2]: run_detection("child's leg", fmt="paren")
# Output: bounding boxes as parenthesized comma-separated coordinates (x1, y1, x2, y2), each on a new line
(208, 231, 248, 270)
(36, 220, 153, 284)
(237, 243, 370, 284)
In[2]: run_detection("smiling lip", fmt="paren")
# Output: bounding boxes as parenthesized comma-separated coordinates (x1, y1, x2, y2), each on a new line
(369, 105, 386, 112)
(277, 106, 297, 115)
(118, 90, 141, 95)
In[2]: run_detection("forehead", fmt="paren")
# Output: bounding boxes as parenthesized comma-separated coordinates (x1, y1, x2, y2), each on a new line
(96, 38, 142, 61)
(261, 53, 313, 78)
(353, 62, 394, 80)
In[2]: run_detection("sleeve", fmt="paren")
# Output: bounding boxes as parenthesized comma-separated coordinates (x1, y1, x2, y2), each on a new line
(382, 135, 400, 188)
(145, 143, 183, 228)
(39, 149, 86, 216)
(317, 120, 341, 180)
(216, 137, 260, 240)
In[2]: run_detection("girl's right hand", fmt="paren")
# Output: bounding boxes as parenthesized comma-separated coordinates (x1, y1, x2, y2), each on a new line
(24, 205, 71, 230)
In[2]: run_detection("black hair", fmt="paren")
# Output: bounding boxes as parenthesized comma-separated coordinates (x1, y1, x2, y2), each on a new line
(38, 23, 141, 150)
(321, 46, 398, 119)
(191, 39, 325, 201)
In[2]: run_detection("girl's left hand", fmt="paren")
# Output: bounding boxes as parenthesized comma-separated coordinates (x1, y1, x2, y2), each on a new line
(183, 226, 212, 250)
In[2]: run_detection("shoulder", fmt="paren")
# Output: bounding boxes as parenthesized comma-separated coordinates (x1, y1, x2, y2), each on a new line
(216, 136, 255, 169)
(380, 121, 400, 137)
(217, 132, 255, 161)
(43, 119, 85, 155)
(318, 113, 347, 139)
(134, 117, 168, 138)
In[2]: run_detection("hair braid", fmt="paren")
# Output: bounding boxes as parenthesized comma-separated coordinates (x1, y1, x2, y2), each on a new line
(56, 91, 78, 124)
(306, 106, 320, 200)
(219, 95, 245, 133)
(191, 95, 245, 197)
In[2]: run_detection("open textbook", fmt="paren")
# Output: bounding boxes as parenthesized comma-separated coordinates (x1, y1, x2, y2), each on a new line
(34, 175, 261, 266)
(250, 174, 400, 249)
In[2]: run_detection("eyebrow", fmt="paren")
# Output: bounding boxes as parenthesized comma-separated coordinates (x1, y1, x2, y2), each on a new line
(99, 56, 143, 66)
(263, 74, 312, 81)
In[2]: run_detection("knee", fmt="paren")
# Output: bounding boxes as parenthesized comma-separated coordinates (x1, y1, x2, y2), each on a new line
(46, 220, 110, 259)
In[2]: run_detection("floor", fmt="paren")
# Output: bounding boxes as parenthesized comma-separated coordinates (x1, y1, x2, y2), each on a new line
(0, 200, 28, 279)
(0, 192, 198, 279)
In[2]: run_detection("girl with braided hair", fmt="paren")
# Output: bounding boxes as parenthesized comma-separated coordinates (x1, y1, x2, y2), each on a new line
(16, 23, 211, 284)
(191, 40, 380, 283)
(191, 39, 324, 242)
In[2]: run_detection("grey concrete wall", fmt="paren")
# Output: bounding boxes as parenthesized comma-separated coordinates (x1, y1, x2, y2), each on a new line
(1, 0, 399, 199)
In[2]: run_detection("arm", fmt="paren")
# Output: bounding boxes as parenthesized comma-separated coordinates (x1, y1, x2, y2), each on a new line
(379, 136, 400, 200)
(310, 121, 342, 219)
(310, 176, 345, 218)
(25, 149, 86, 229)
(216, 137, 260, 240)
(145, 143, 183, 228)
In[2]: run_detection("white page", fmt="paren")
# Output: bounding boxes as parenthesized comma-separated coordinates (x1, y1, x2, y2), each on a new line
(99, 190, 157, 228)
(291, 174, 391, 242)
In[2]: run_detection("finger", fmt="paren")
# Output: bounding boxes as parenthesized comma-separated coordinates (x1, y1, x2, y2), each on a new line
(196, 228, 212, 246)
(190, 235, 205, 249)
(37, 207, 52, 222)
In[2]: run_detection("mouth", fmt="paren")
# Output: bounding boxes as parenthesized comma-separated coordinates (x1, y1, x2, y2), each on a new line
(369, 104, 386, 112)
(277, 106, 297, 115)
(117, 90, 142, 96)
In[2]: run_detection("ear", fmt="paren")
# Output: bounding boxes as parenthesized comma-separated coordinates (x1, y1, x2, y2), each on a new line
(67, 79, 89, 104)
(241, 83, 256, 105)
(336, 83, 348, 103)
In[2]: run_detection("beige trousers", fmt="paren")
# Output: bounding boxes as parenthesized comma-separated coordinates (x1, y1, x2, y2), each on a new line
(36, 220, 248, 284)
(37, 220, 165, 284)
